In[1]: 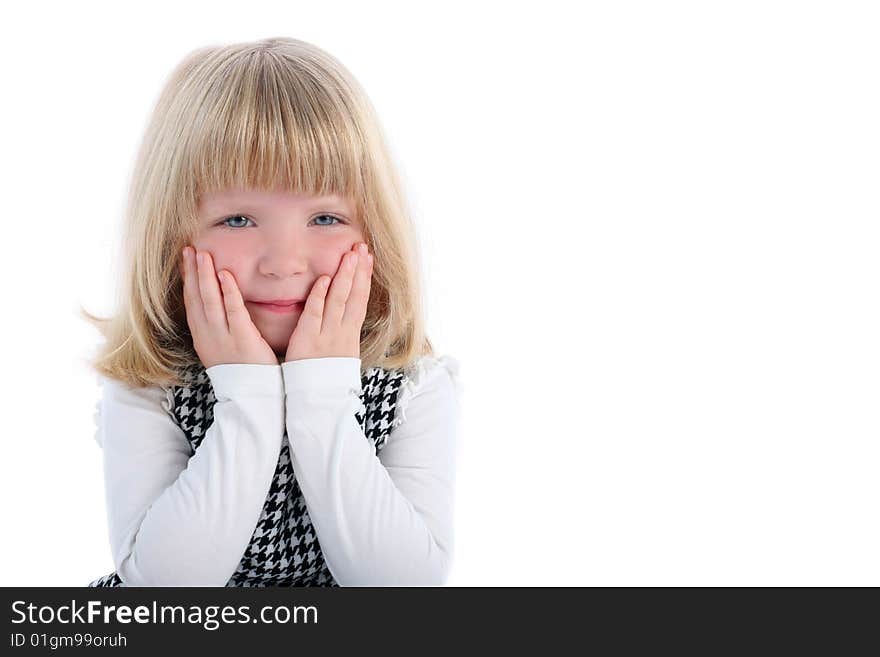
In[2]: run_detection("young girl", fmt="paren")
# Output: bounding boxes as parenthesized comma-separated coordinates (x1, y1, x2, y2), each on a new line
(81, 36, 461, 587)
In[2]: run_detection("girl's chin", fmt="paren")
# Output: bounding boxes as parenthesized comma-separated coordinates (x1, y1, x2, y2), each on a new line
(249, 320, 297, 359)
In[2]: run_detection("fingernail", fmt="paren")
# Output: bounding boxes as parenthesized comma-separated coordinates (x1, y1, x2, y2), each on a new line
(358, 243, 368, 255)
(197, 253, 204, 265)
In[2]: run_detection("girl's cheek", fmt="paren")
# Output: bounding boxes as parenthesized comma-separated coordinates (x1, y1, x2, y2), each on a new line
(329, 234, 365, 264)
(320, 247, 353, 276)
(194, 238, 243, 270)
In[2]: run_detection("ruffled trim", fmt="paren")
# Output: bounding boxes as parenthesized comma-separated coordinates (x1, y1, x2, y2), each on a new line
(92, 399, 102, 447)
(92, 373, 105, 448)
(391, 354, 462, 430)
(160, 386, 175, 415)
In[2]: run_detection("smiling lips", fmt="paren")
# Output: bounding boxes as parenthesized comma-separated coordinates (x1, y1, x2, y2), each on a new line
(249, 300, 305, 314)
(251, 298, 304, 305)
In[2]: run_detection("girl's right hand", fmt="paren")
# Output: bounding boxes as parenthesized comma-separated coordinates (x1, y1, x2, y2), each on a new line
(180, 246, 279, 368)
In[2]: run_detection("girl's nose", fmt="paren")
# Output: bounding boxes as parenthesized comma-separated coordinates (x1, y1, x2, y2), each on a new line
(261, 260, 302, 278)
(259, 243, 308, 278)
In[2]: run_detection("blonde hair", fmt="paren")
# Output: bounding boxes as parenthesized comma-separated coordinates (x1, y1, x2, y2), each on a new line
(79, 36, 433, 389)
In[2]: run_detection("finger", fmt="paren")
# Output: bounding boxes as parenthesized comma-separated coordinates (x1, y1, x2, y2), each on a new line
(217, 269, 251, 335)
(196, 250, 229, 333)
(323, 249, 359, 330)
(181, 247, 207, 327)
(342, 249, 373, 327)
(297, 274, 330, 337)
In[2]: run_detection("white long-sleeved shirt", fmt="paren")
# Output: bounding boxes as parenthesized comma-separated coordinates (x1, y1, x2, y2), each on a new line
(93, 354, 461, 587)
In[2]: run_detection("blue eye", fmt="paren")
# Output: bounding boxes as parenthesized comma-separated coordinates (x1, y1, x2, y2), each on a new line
(311, 214, 342, 227)
(220, 215, 254, 228)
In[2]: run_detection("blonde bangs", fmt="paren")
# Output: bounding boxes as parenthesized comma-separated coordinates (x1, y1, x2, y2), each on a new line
(187, 49, 365, 203)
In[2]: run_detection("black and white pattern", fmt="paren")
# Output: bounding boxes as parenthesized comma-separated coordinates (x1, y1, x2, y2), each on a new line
(88, 361, 407, 587)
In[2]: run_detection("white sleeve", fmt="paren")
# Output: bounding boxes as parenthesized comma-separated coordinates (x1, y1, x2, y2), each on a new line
(282, 354, 461, 586)
(96, 364, 285, 586)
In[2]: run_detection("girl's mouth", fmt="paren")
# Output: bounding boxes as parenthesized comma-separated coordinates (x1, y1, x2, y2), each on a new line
(249, 301, 305, 314)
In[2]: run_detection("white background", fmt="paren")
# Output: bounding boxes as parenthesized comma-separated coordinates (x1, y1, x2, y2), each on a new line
(1, 0, 878, 586)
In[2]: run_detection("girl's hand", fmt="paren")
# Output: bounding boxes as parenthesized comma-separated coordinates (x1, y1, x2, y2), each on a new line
(284, 242, 374, 362)
(180, 246, 279, 368)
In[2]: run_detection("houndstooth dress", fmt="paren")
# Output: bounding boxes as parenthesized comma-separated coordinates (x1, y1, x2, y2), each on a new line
(88, 360, 407, 587)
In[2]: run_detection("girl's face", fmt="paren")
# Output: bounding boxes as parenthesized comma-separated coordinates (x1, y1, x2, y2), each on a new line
(192, 187, 366, 357)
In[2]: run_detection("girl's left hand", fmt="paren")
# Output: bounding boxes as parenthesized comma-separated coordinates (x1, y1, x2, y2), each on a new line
(284, 242, 374, 362)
